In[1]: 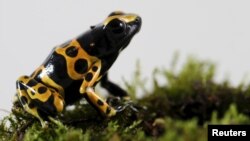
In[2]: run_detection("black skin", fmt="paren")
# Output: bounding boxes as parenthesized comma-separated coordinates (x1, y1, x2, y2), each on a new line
(57, 14, 141, 105)
(100, 73, 128, 97)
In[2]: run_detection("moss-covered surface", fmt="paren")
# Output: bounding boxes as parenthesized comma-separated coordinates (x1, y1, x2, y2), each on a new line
(1, 56, 250, 141)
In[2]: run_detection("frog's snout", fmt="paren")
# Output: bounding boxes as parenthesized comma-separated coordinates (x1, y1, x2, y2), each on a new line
(134, 16, 142, 32)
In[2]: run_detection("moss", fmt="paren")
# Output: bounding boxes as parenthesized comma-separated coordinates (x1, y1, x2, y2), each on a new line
(1, 56, 250, 141)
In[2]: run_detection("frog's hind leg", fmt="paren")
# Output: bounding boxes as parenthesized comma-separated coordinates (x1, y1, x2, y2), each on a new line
(15, 83, 47, 127)
(16, 75, 65, 127)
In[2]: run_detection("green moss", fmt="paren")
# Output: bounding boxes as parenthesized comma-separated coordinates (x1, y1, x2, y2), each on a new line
(1, 56, 250, 141)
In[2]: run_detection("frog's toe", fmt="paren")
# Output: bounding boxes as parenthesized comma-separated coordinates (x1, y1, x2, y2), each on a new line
(106, 96, 139, 113)
(106, 96, 121, 106)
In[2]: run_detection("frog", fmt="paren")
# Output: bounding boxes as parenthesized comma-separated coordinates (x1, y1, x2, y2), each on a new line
(14, 11, 142, 127)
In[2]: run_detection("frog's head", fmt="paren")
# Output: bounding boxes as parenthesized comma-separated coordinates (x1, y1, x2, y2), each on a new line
(77, 11, 142, 58)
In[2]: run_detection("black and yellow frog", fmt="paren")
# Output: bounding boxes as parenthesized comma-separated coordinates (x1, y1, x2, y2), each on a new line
(14, 11, 141, 127)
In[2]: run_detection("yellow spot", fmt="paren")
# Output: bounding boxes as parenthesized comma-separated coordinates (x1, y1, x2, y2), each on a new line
(104, 14, 138, 26)
(39, 66, 64, 96)
(53, 94, 64, 113)
(55, 40, 99, 80)
(28, 84, 51, 102)
(79, 61, 102, 93)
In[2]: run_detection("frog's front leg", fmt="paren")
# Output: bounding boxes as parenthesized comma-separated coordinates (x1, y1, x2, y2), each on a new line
(16, 75, 65, 127)
(79, 61, 116, 117)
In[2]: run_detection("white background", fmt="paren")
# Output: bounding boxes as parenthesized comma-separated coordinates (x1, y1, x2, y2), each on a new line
(1, 0, 250, 119)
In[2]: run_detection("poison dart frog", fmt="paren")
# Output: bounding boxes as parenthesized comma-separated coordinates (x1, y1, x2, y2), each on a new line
(14, 11, 141, 127)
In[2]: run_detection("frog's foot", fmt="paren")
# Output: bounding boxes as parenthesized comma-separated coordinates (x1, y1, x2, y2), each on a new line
(106, 97, 139, 113)
(16, 75, 65, 127)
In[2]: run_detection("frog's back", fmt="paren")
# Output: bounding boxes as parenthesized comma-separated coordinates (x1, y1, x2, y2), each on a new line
(32, 40, 99, 89)
(31, 47, 74, 90)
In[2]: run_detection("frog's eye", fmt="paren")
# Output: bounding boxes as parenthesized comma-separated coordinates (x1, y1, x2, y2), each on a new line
(108, 11, 125, 17)
(106, 19, 126, 35)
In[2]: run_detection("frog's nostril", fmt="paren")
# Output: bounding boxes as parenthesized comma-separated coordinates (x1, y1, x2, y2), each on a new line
(134, 17, 142, 25)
